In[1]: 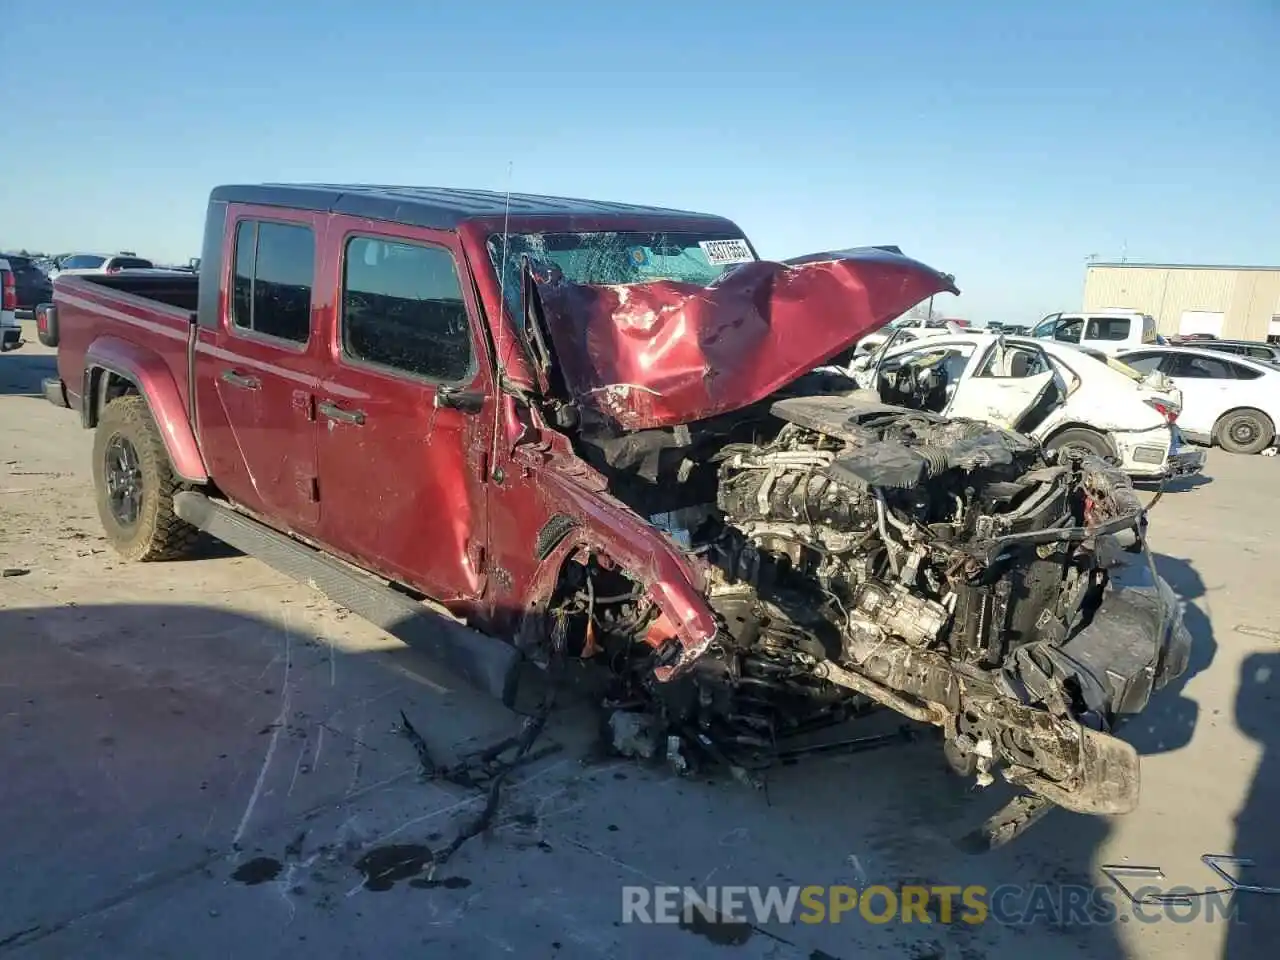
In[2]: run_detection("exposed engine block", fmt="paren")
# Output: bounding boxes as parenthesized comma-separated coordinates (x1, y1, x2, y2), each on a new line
(641, 394, 1157, 819)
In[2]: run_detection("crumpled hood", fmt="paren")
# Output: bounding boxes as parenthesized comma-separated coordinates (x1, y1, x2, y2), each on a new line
(532, 246, 959, 430)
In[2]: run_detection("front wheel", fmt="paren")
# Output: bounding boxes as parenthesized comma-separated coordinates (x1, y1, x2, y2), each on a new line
(1216, 408, 1274, 455)
(91, 395, 200, 561)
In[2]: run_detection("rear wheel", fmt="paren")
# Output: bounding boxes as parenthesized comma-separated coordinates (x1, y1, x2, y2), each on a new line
(1045, 427, 1111, 462)
(92, 395, 200, 561)
(1216, 408, 1274, 455)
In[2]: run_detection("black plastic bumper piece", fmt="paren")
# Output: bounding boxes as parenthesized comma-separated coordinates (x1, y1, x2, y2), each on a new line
(173, 491, 523, 707)
(1059, 580, 1191, 719)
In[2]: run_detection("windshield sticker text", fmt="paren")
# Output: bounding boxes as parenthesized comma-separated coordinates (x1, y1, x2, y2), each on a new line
(699, 239, 755, 266)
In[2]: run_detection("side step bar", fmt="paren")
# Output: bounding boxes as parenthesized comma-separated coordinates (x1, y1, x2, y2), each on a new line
(173, 491, 523, 707)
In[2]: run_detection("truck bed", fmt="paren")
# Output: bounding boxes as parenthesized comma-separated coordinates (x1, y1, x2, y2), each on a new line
(53, 271, 198, 416)
(68, 271, 199, 312)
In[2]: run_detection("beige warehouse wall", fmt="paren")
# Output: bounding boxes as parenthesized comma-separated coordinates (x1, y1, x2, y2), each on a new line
(1082, 266, 1280, 338)
(1227, 272, 1280, 341)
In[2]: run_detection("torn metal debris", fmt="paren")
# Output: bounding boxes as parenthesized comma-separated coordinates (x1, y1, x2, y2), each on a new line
(396, 611, 568, 873)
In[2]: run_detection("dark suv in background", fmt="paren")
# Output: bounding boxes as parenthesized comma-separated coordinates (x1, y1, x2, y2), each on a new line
(1191, 338, 1280, 364)
(0, 253, 53, 312)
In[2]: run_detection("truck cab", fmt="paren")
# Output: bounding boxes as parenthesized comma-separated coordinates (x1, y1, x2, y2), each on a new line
(1030, 309, 1162, 356)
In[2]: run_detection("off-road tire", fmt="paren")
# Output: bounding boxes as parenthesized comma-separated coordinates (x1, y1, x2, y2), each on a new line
(1215, 408, 1274, 456)
(1045, 427, 1111, 462)
(92, 395, 201, 561)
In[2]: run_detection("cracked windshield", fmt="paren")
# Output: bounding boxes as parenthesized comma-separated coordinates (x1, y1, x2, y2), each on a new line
(486, 230, 755, 319)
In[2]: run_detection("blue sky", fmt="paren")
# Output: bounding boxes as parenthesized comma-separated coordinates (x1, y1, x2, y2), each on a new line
(1, 0, 1274, 324)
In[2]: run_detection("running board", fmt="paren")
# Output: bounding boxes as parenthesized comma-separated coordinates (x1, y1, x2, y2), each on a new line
(173, 491, 523, 707)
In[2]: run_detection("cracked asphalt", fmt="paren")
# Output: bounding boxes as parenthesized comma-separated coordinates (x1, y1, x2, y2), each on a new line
(2, 327, 1276, 959)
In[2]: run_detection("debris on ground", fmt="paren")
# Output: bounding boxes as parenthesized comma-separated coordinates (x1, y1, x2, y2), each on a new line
(1, 568, 31, 578)
(666, 734, 690, 774)
(395, 610, 568, 875)
(1262, 447, 1277, 457)
(398, 710, 439, 779)
(607, 710, 660, 760)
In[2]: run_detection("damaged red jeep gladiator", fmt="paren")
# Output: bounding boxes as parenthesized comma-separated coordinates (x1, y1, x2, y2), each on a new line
(38, 184, 1190, 843)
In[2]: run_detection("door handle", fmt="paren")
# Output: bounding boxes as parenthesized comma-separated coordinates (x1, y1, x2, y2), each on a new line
(318, 400, 366, 426)
(220, 369, 260, 390)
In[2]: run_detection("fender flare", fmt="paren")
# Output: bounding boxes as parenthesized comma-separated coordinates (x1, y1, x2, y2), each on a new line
(83, 335, 209, 483)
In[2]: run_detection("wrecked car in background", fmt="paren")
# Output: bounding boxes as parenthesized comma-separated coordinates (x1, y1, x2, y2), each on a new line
(845, 332, 1206, 481)
(41, 184, 1191, 848)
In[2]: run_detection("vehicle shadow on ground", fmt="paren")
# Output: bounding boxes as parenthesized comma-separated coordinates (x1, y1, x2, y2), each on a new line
(1119, 553, 1217, 758)
(1222, 650, 1280, 959)
(1134, 474, 1214, 496)
(0, 601, 524, 956)
(0, 570, 1210, 959)
(0, 350, 55, 397)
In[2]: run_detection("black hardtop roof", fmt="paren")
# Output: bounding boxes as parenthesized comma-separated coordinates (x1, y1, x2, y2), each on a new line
(210, 183, 738, 232)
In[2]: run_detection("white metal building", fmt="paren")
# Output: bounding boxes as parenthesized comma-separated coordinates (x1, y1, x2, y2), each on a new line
(1082, 262, 1280, 342)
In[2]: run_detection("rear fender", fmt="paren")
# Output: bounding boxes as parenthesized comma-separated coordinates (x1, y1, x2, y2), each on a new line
(83, 335, 208, 483)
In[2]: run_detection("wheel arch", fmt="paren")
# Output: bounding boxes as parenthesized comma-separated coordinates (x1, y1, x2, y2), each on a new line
(510, 510, 715, 679)
(82, 336, 208, 483)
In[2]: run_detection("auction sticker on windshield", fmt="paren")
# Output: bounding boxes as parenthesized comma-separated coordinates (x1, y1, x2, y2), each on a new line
(700, 238, 755, 265)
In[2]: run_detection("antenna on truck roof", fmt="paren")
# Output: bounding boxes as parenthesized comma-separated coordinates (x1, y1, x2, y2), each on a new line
(494, 160, 514, 376)
(489, 161, 515, 483)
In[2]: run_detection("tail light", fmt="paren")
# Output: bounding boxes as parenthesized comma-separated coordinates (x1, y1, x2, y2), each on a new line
(1, 270, 15, 310)
(34, 303, 59, 348)
(1146, 398, 1178, 424)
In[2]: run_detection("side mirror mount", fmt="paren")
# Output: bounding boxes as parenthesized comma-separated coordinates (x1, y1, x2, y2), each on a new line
(434, 386, 485, 414)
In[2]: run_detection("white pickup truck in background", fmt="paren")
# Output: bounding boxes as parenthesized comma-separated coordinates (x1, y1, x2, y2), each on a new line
(1029, 309, 1164, 356)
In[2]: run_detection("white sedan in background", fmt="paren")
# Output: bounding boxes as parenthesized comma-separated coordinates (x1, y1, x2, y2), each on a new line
(48, 253, 155, 278)
(847, 334, 1204, 479)
(1116, 346, 1280, 455)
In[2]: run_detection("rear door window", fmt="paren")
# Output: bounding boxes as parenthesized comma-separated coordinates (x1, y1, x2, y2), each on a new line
(1168, 355, 1236, 379)
(1228, 361, 1263, 381)
(340, 236, 474, 383)
(231, 220, 315, 344)
(1085, 316, 1131, 341)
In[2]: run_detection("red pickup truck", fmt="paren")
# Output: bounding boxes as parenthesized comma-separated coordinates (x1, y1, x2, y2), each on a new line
(37, 183, 1190, 841)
